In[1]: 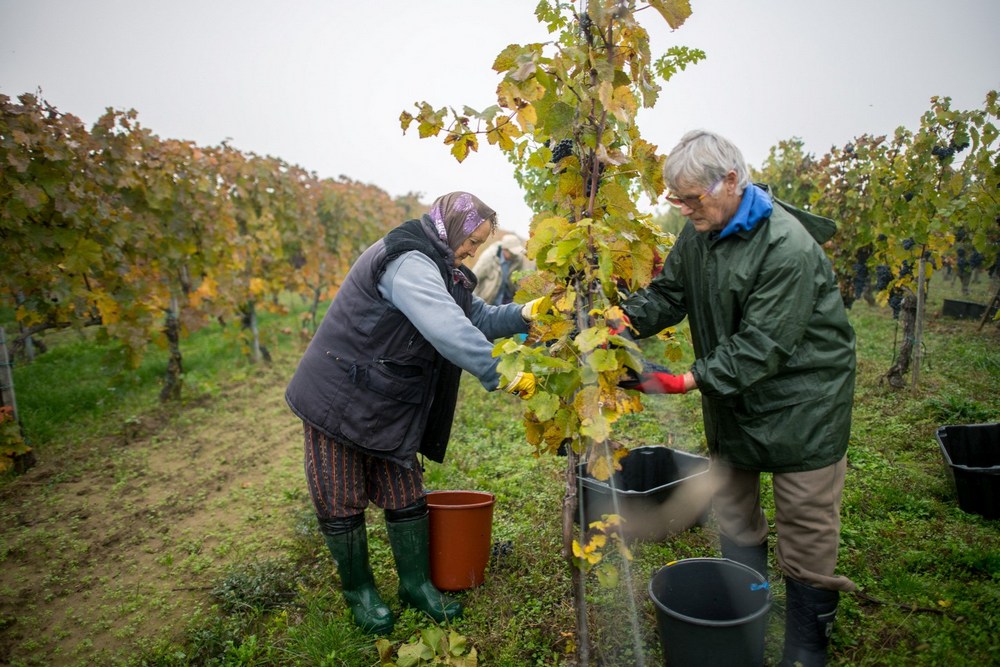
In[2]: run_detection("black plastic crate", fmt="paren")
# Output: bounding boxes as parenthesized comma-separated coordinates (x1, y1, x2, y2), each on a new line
(935, 423, 1000, 519)
(577, 446, 711, 541)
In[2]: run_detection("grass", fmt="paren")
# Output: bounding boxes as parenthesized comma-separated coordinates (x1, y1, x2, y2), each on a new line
(1, 277, 998, 666)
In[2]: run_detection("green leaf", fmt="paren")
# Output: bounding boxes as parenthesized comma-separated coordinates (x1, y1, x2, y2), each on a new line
(588, 348, 619, 373)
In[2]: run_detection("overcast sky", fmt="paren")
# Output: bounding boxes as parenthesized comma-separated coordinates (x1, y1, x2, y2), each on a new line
(2, 1, 998, 237)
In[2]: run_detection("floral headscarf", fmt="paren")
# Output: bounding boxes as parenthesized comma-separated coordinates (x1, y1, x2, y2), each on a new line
(428, 192, 497, 252)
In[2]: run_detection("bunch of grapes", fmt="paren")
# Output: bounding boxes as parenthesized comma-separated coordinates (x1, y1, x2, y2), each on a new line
(957, 249, 971, 275)
(931, 144, 956, 161)
(888, 289, 904, 320)
(970, 250, 984, 270)
(874, 264, 893, 292)
(851, 261, 869, 299)
(898, 260, 914, 278)
(902, 238, 916, 251)
(551, 139, 574, 164)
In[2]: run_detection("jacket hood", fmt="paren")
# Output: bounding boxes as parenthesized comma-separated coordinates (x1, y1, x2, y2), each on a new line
(757, 184, 838, 245)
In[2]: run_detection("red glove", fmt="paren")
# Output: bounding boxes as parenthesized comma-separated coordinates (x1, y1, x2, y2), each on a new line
(620, 371, 688, 394)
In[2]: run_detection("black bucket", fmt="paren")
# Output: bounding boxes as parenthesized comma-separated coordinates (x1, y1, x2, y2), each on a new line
(649, 558, 771, 667)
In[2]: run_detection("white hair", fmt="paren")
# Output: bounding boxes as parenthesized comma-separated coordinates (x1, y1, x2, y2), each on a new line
(662, 130, 751, 194)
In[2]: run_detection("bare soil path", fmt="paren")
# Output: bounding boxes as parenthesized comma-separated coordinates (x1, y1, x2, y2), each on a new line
(0, 360, 305, 666)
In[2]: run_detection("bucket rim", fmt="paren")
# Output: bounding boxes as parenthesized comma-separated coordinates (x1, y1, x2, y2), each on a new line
(648, 557, 772, 628)
(425, 489, 496, 509)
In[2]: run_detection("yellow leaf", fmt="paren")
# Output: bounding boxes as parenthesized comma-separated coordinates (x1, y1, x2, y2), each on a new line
(516, 103, 537, 132)
(95, 292, 120, 326)
(189, 275, 218, 307)
(648, 0, 693, 30)
(399, 110, 414, 132)
(249, 277, 266, 296)
(588, 453, 613, 482)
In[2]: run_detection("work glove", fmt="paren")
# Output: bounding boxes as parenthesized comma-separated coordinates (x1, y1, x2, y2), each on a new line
(500, 371, 537, 399)
(520, 298, 545, 322)
(608, 312, 632, 337)
(618, 361, 689, 394)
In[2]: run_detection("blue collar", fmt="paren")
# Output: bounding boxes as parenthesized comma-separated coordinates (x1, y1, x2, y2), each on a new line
(718, 184, 773, 239)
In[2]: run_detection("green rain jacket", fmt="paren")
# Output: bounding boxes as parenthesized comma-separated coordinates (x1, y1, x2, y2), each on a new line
(623, 192, 856, 472)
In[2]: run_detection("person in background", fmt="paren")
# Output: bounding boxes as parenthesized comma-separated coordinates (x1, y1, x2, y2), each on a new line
(472, 232, 533, 305)
(285, 192, 541, 634)
(621, 130, 857, 667)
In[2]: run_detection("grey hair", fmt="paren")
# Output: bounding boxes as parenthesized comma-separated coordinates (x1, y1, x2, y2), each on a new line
(662, 130, 751, 194)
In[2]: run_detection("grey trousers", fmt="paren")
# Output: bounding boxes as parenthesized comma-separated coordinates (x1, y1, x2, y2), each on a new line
(712, 455, 856, 592)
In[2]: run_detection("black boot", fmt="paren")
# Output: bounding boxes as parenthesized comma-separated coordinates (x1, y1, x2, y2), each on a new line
(720, 534, 769, 580)
(319, 514, 394, 635)
(780, 577, 839, 667)
(385, 499, 462, 623)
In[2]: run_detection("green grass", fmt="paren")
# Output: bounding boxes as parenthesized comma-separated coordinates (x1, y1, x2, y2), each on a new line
(1, 277, 998, 666)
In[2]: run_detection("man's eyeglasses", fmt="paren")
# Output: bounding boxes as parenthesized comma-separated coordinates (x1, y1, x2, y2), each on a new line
(665, 176, 725, 209)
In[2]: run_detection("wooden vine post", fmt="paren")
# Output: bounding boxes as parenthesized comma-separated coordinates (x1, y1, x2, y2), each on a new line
(0, 327, 16, 416)
(912, 255, 928, 389)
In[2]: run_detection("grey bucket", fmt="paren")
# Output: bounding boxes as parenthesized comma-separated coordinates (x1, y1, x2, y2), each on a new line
(648, 558, 771, 666)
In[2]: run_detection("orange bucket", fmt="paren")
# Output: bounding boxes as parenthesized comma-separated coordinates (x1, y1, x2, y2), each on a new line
(426, 490, 495, 591)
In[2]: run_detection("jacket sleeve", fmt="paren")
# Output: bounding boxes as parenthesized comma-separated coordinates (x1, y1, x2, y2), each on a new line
(692, 235, 818, 397)
(623, 236, 689, 337)
(379, 251, 522, 390)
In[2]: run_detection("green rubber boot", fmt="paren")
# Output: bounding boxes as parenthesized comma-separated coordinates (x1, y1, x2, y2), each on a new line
(385, 502, 462, 623)
(321, 515, 394, 635)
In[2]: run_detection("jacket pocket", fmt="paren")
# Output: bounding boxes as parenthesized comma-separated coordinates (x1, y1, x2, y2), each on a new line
(337, 361, 426, 452)
(739, 370, 829, 414)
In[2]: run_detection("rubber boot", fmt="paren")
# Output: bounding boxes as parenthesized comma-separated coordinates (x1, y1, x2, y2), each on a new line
(319, 514, 394, 635)
(720, 534, 769, 580)
(385, 500, 463, 623)
(779, 577, 840, 667)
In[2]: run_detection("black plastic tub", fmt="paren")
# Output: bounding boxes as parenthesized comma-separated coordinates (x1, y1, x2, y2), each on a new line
(941, 299, 987, 320)
(649, 558, 771, 667)
(935, 423, 1000, 519)
(577, 446, 711, 540)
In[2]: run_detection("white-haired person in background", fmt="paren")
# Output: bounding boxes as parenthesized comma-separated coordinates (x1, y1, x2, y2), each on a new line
(472, 232, 534, 305)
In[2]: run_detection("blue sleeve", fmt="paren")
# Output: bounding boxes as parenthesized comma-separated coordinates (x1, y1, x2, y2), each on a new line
(378, 251, 528, 390)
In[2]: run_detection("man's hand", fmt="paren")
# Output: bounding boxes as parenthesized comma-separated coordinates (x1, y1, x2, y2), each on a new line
(619, 368, 691, 394)
(501, 371, 537, 399)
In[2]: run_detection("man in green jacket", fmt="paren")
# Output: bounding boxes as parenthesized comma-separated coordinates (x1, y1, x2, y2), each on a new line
(622, 130, 856, 667)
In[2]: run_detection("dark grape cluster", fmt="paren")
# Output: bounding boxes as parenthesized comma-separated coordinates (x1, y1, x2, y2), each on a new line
(956, 247, 970, 275)
(851, 261, 869, 299)
(899, 260, 913, 278)
(585, 162, 606, 198)
(874, 264, 893, 292)
(888, 289, 903, 320)
(931, 140, 970, 162)
(551, 139, 574, 164)
(931, 145, 956, 161)
(970, 250, 984, 270)
(902, 238, 916, 251)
